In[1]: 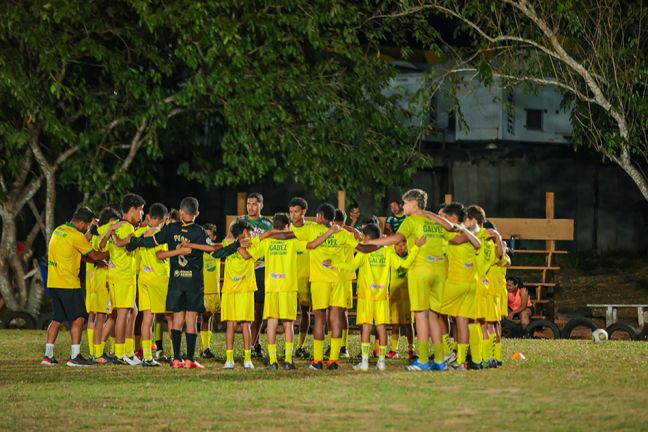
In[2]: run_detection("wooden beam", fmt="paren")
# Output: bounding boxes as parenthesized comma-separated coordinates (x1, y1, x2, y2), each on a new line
(444, 194, 453, 204)
(545, 192, 555, 253)
(237, 192, 247, 216)
(338, 190, 346, 211)
(488, 218, 574, 241)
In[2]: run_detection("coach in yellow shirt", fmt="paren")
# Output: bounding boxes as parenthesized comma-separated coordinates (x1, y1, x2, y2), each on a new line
(42, 207, 109, 367)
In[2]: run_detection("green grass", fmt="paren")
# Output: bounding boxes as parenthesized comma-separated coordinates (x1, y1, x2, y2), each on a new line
(1, 330, 647, 431)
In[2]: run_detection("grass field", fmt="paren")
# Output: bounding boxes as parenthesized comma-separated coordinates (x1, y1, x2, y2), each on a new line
(1, 330, 647, 431)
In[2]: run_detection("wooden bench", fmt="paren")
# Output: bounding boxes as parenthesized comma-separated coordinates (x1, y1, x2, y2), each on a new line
(587, 304, 648, 328)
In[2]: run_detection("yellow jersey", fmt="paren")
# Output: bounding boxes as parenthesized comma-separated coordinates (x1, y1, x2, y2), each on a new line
(257, 237, 299, 293)
(47, 223, 94, 289)
(292, 223, 359, 283)
(221, 239, 260, 293)
(353, 245, 420, 301)
(446, 230, 479, 284)
(136, 227, 169, 286)
(292, 221, 313, 280)
(397, 215, 453, 268)
(203, 251, 221, 295)
(108, 222, 136, 283)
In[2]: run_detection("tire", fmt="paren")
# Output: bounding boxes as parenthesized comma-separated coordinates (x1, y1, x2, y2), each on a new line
(4, 310, 37, 330)
(524, 319, 561, 339)
(501, 319, 525, 339)
(638, 326, 648, 341)
(561, 317, 599, 339)
(38, 312, 54, 330)
(606, 323, 638, 341)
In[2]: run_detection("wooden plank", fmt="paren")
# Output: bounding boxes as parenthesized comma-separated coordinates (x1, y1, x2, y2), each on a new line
(509, 266, 560, 271)
(488, 217, 574, 240)
(587, 304, 648, 308)
(545, 192, 555, 252)
(513, 249, 569, 254)
(338, 190, 346, 212)
(444, 194, 453, 204)
(237, 192, 247, 216)
(524, 282, 557, 287)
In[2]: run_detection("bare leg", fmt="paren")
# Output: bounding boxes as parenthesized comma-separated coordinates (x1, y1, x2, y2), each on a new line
(46, 320, 61, 344)
(70, 316, 85, 345)
(267, 318, 278, 345)
(140, 310, 153, 341)
(242, 322, 251, 350)
(377, 324, 387, 346)
(226, 321, 235, 350)
(282, 320, 294, 343)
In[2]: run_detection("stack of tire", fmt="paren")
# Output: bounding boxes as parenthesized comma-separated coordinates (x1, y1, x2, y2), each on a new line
(501, 317, 647, 340)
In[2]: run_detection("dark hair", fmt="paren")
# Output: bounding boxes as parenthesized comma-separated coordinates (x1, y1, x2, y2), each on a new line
(506, 276, 524, 288)
(231, 220, 252, 238)
(316, 203, 336, 222)
(483, 220, 497, 230)
(389, 199, 401, 205)
(288, 197, 308, 210)
(148, 203, 168, 220)
(98, 206, 121, 226)
(120, 193, 146, 214)
(334, 209, 346, 223)
(179, 197, 199, 216)
(247, 192, 263, 204)
(465, 205, 486, 225)
(168, 208, 180, 222)
(203, 223, 217, 233)
(272, 213, 290, 229)
(443, 202, 465, 222)
(362, 215, 379, 226)
(362, 223, 381, 240)
(348, 203, 360, 211)
(72, 206, 96, 223)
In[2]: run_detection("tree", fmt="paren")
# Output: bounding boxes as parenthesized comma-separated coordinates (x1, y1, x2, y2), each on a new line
(377, 0, 648, 200)
(0, 1, 430, 314)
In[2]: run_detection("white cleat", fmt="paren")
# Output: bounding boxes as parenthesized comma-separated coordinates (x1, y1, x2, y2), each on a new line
(353, 361, 369, 371)
(123, 355, 142, 366)
(244, 361, 255, 370)
(376, 359, 387, 371)
(223, 361, 235, 369)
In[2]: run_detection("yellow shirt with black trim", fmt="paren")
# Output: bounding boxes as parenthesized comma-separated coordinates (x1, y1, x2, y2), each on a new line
(397, 215, 453, 267)
(221, 238, 261, 293)
(108, 222, 136, 284)
(257, 237, 299, 293)
(136, 227, 169, 287)
(47, 222, 94, 289)
(352, 245, 420, 301)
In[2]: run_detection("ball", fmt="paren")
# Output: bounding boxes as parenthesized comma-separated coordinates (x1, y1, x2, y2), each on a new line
(592, 328, 609, 344)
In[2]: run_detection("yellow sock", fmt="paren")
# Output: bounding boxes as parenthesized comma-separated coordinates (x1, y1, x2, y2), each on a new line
(244, 349, 251, 363)
(442, 334, 451, 355)
(432, 343, 444, 364)
(115, 343, 125, 359)
(361, 342, 371, 360)
(200, 330, 210, 351)
(330, 338, 342, 361)
(417, 339, 430, 364)
(489, 333, 497, 359)
(134, 335, 141, 351)
(95, 342, 105, 358)
(285, 342, 294, 363)
(391, 334, 399, 351)
(298, 332, 307, 349)
(109, 337, 116, 355)
(408, 342, 415, 352)
(142, 339, 152, 360)
(468, 324, 483, 364)
(379, 345, 387, 361)
(495, 341, 502, 362)
(327, 330, 332, 343)
(481, 336, 491, 362)
(87, 329, 94, 356)
(154, 322, 163, 341)
(226, 349, 234, 363)
(125, 338, 134, 356)
(452, 340, 458, 351)
(314, 339, 324, 362)
(457, 343, 469, 365)
(268, 344, 277, 364)
(342, 329, 348, 347)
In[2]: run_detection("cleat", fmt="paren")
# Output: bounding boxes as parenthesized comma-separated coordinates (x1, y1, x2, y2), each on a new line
(324, 346, 331, 359)
(66, 354, 93, 367)
(353, 361, 369, 371)
(94, 355, 110, 365)
(171, 359, 183, 369)
(142, 359, 161, 367)
(154, 350, 168, 362)
(295, 347, 310, 359)
(123, 355, 142, 366)
(408, 351, 419, 361)
(41, 356, 59, 366)
(496, 360, 503, 367)
(373, 348, 380, 358)
(451, 362, 468, 371)
(376, 359, 387, 371)
(200, 348, 215, 359)
(431, 361, 448, 371)
(309, 360, 324, 370)
(244, 361, 255, 370)
(326, 360, 340, 370)
(223, 361, 235, 369)
(183, 359, 205, 369)
(405, 359, 432, 371)
(468, 361, 484, 370)
(283, 361, 297, 370)
(135, 350, 144, 361)
(267, 362, 279, 371)
(386, 350, 399, 359)
(444, 351, 457, 364)
(111, 356, 128, 365)
(251, 344, 264, 359)
(340, 347, 350, 359)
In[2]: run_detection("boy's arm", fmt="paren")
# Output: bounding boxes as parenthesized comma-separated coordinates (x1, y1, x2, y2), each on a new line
(392, 236, 425, 270)
(489, 229, 504, 259)
(362, 232, 405, 247)
(81, 250, 110, 263)
(449, 226, 481, 250)
(342, 225, 364, 241)
(211, 240, 242, 259)
(306, 225, 341, 250)
(156, 248, 191, 260)
(412, 209, 455, 232)
(266, 231, 297, 241)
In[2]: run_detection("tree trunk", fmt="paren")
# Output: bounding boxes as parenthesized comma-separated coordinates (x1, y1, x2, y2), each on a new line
(614, 147, 648, 202)
(0, 207, 21, 310)
(44, 171, 56, 244)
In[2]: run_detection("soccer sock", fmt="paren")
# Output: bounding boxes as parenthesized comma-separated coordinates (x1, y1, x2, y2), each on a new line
(109, 337, 116, 355)
(457, 343, 469, 365)
(95, 342, 105, 358)
(87, 329, 94, 356)
(342, 329, 348, 348)
(452, 340, 458, 352)
(494, 341, 502, 362)
(314, 339, 324, 362)
(186, 332, 197, 361)
(45, 343, 54, 358)
(115, 343, 125, 359)
(327, 331, 332, 344)
(482, 336, 492, 362)
(285, 342, 294, 363)
(408, 342, 415, 352)
(417, 339, 430, 364)
(330, 338, 342, 362)
(244, 349, 252, 363)
(489, 333, 497, 359)
(71, 344, 80, 359)
(171, 330, 182, 360)
(226, 349, 234, 363)
(200, 330, 210, 351)
(442, 333, 452, 355)
(154, 322, 163, 347)
(142, 340, 152, 360)
(297, 332, 307, 349)
(379, 345, 387, 361)
(391, 334, 399, 351)
(125, 338, 135, 356)
(361, 342, 371, 362)
(268, 344, 277, 364)
(468, 324, 483, 364)
(432, 343, 444, 364)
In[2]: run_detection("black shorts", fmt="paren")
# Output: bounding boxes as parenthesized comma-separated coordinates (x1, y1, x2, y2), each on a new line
(254, 267, 265, 304)
(166, 286, 205, 313)
(49, 288, 88, 322)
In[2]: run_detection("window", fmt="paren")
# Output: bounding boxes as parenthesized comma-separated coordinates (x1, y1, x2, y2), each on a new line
(525, 109, 543, 130)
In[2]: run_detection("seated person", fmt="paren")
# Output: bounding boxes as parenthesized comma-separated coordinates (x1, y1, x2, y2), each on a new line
(506, 276, 533, 326)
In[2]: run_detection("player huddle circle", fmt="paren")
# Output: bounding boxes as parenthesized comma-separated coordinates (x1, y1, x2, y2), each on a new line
(42, 189, 513, 372)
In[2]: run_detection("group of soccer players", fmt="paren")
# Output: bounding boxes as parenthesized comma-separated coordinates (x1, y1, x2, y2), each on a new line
(42, 188, 511, 372)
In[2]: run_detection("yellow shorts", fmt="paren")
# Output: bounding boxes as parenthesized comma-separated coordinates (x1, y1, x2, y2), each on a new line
(263, 291, 298, 321)
(221, 291, 254, 322)
(311, 281, 349, 310)
(500, 289, 508, 318)
(297, 278, 311, 307)
(389, 285, 412, 324)
(441, 279, 477, 319)
(204, 293, 221, 314)
(407, 263, 446, 312)
(91, 270, 113, 314)
(85, 273, 95, 313)
(341, 281, 353, 309)
(357, 299, 390, 325)
(111, 278, 137, 309)
(485, 294, 500, 322)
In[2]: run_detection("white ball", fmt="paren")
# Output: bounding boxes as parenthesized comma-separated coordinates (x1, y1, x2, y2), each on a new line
(592, 328, 609, 344)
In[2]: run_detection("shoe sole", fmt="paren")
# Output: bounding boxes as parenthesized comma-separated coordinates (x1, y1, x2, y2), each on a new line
(66, 363, 91, 367)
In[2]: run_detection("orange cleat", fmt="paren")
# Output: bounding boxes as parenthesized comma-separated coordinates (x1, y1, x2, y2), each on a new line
(171, 359, 183, 369)
(183, 359, 205, 369)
